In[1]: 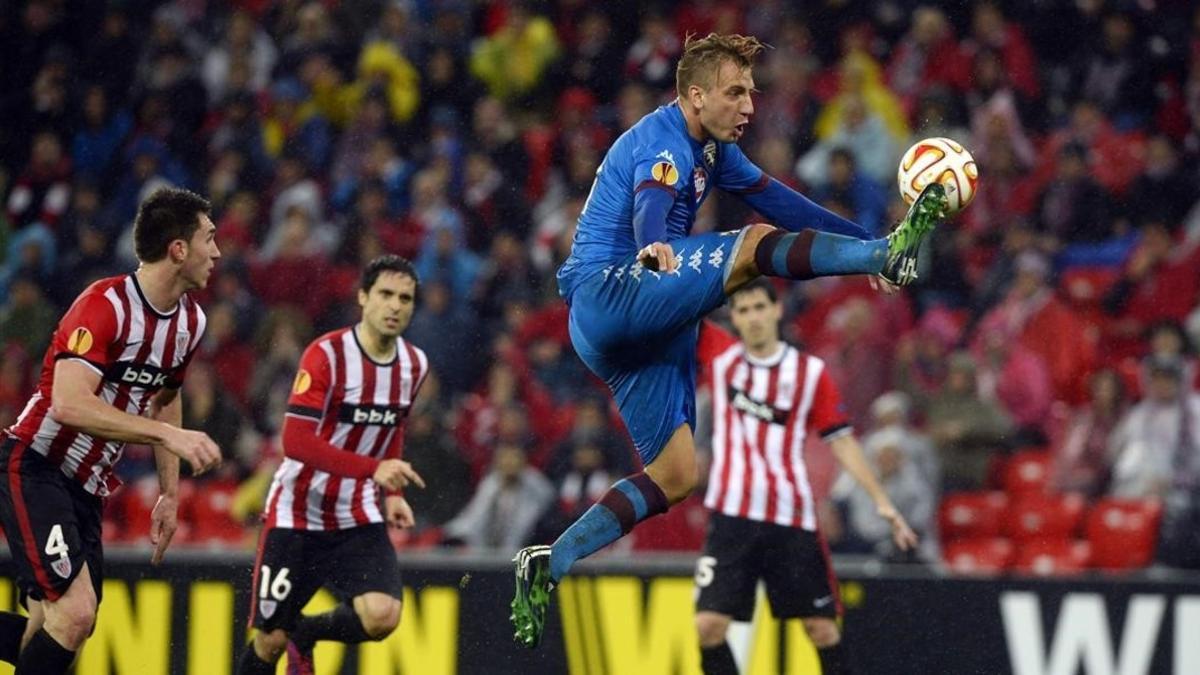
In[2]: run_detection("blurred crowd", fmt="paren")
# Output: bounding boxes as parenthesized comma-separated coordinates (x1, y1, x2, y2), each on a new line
(1, 0, 1200, 572)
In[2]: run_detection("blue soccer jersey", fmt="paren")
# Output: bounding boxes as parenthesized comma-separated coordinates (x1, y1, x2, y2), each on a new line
(557, 102, 872, 463)
(557, 102, 869, 300)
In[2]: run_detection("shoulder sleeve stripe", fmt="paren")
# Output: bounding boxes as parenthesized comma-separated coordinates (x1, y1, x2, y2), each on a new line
(819, 423, 853, 440)
(103, 287, 125, 339)
(53, 354, 105, 376)
(635, 179, 678, 198)
(413, 344, 429, 391)
(286, 404, 322, 420)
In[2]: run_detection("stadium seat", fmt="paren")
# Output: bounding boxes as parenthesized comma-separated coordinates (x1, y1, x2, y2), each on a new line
(943, 538, 1014, 574)
(938, 491, 1009, 541)
(111, 478, 161, 545)
(631, 494, 708, 551)
(1001, 450, 1053, 497)
(1085, 498, 1163, 570)
(101, 518, 123, 544)
(183, 478, 245, 547)
(1013, 539, 1092, 576)
(1003, 493, 1086, 542)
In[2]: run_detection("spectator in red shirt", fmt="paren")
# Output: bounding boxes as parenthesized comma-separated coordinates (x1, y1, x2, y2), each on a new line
(978, 251, 1099, 404)
(6, 131, 70, 232)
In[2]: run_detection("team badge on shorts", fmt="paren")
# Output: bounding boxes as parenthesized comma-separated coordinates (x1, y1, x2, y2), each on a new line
(50, 557, 72, 579)
(259, 599, 277, 619)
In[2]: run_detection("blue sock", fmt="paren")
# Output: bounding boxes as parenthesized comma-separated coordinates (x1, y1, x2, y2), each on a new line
(549, 473, 668, 582)
(754, 229, 887, 280)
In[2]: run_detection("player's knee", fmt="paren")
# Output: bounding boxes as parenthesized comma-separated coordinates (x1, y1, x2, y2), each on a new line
(359, 598, 401, 640)
(727, 223, 778, 292)
(695, 612, 731, 647)
(253, 629, 289, 661)
(803, 618, 841, 648)
(656, 462, 697, 503)
(45, 600, 96, 649)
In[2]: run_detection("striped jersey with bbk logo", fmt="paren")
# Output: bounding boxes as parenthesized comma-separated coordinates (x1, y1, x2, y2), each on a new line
(704, 340, 851, 531)
(6, 274, 206, 496)
(263, 327, 428, 530)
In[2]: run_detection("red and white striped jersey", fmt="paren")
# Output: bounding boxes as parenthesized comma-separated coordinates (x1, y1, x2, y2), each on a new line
(263, 327, 428, 531)
(703, 332, 851, 530)
(6, 274, 206, 496)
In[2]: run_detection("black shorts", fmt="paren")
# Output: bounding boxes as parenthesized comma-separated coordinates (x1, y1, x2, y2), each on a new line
(248, 523, 403, 632)
(695, 512, 840, 621)
(0, 435, 104, 605)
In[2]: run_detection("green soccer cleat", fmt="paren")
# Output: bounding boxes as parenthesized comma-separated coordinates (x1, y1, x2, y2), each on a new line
(880, 182, 948, 286)
(510, 545, 554, 649)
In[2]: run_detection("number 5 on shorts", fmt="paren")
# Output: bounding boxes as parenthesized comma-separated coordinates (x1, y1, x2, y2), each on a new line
(695, 556, 717, 588)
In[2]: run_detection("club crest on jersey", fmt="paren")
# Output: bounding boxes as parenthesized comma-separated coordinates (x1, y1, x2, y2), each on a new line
(259, 599, 277, 619)
(50, 557, 72, 579)
(703, 140, 717, 169)
(175, 330, 190, 355)
(693, 167, 708, 204)
(66, 327, 94, 355)
(651, 159, 679, 186)
(293, 369, 312, 395)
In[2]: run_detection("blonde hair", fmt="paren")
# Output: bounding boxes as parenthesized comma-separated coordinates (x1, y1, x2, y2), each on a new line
(675, 33, 767, 98)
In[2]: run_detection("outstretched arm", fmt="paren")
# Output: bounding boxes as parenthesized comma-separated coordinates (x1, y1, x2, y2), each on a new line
(719, 143, 873, 239)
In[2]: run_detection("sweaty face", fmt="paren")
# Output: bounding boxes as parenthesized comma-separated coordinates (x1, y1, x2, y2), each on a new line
(182, 214, 220, 289)
(359, 272, 417, 340)
(730, 288, 781, 351)
(697, 60, 755, 143)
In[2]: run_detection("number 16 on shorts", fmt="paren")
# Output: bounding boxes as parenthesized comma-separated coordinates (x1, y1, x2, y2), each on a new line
(258, 565, 292, 619)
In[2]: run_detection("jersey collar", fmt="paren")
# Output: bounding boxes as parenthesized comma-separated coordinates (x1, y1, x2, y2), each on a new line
(666, 101, 707, 151)
(744, 342, 787, 368)
(129, 272, 179, 319)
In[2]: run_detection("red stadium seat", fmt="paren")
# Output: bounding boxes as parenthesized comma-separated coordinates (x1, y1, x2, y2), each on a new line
(1002, 451, 1053, 497)
(1014, 540, 1092, 576)
(183, 478, 245, 547)
(631, 494, 708, 552)
(943, 538, 1014, 574)
(1085, 498, 1163, 570)
(1003, 493, 1086, 542)
(112, 478, 160, 545)
(938, 491, 1009, 541)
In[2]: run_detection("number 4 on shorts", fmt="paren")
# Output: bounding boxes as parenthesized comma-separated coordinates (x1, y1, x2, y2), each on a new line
(45, 524, 69, 558)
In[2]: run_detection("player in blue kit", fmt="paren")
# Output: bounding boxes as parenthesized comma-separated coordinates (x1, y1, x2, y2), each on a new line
(511, 33, 946, 647)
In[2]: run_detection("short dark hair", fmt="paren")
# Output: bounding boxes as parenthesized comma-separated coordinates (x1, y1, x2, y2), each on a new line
(361, 254, 419, 295)
(729, 278, 778, 306)
(132, 188, 212, 263)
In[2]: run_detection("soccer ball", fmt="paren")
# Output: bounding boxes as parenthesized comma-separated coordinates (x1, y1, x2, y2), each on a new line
(897, 137, 978, 214)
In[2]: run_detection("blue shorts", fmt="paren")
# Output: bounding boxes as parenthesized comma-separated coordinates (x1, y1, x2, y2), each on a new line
(566, 229, 746, 464)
